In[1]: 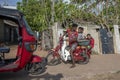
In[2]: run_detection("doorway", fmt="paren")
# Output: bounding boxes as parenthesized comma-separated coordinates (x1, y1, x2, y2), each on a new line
(99, 28, 114, 54)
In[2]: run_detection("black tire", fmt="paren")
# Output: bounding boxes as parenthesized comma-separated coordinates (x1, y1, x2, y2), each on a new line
(25, 63, 32, 71)
(25, 62, 45, 75)
(46, 51, 61, 66)
(41, 57, 47, 67)
(78, 51, 89, 64)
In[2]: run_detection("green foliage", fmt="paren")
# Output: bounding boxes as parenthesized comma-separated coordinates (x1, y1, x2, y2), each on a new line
(70, 0, 89, 4)
(17, 0, 120, 31)
(17, 0, 85, 31)
(17, 0, 51, 31)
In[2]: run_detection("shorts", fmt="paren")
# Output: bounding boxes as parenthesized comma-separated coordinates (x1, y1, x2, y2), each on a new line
(71, 43, 78, 51)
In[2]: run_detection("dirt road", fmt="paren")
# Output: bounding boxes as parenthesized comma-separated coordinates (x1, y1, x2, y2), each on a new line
(1, 54, 120, 80)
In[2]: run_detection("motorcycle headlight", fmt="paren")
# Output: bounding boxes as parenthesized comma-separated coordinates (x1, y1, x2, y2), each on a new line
(25, 42, 37, 52)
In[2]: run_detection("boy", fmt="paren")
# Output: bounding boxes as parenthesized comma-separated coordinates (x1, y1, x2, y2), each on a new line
(77, 27, 85, 42)
(86, 34, 94, 56)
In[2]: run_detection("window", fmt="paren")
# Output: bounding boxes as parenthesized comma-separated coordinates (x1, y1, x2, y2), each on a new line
(22, 17, 34, 36)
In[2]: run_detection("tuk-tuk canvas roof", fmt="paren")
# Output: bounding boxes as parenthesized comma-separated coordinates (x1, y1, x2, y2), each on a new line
(0, 7, 23, 19)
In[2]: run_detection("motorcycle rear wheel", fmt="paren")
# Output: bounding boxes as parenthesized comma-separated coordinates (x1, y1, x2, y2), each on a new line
(78, 51, 89, 64)
(46, 51, 61, 66)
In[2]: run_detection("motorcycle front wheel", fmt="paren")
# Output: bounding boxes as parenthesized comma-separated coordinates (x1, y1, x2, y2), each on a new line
(46, 51, 61, 66)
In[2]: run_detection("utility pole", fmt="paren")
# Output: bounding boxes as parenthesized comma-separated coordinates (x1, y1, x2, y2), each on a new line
(51, 0, 58, 48)
(106, 0, 108, 23)
(51, 0, 55, 23)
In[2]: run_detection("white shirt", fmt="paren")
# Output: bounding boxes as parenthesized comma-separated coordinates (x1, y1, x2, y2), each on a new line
(77, 33, 85, 41)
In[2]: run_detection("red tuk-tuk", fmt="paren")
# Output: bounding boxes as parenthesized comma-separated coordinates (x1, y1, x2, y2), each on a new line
(0, 7, 46, 75)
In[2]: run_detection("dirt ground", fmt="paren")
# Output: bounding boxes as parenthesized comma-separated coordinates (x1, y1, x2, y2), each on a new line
(87, 72, 120, 80)
(1, 45, 120, 80)
(41, 54, 120, 80)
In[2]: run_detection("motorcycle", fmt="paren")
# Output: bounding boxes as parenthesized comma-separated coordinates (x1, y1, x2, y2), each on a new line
(0, 7, 47, 75)
(46, 33, 90, 66)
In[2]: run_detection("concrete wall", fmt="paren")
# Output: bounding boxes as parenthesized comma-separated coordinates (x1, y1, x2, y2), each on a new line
(78, 25, 101, 54)
(56, 24, 101, 54)
(86, 25, 101, 54)
(50, 23, 120, 54)
(42, 29, 53, 50)
(113, 25, 120, 54)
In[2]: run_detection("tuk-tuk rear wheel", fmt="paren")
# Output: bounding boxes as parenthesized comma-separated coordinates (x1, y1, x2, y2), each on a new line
(25, 62, 45, 75)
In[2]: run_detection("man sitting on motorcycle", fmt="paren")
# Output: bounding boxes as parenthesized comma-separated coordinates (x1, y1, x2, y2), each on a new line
(64, 23, 78, 68)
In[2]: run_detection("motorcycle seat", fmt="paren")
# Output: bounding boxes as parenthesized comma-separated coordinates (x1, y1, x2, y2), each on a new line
(0, 47, 10, 54)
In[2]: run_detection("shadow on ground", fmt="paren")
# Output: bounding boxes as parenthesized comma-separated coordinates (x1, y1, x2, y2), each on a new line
(30, 73, 63, 80)
(0, 70, 63, 80)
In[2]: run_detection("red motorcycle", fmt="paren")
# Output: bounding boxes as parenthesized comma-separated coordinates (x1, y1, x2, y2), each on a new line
(0, 8, 47, 75)
(46, 35, 90, 66)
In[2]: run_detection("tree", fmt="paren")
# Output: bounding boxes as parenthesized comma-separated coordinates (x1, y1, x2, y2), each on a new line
(17, 0, 83, 30)
(17, 0, 120, 31)
(69, 0, 120, 30)
(17, 0, 52, 31)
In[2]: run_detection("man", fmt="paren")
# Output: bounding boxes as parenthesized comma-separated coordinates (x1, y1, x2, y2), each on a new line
(64, 23, 78, 68)
(77, 27, 85, 42)
(86, 34, 94, 56)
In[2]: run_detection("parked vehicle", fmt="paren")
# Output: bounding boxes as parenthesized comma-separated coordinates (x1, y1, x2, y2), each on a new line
(0, 8, 47, 75)
(46, 34, 90, 66)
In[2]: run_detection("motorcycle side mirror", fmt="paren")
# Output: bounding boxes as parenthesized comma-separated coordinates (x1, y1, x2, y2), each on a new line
(18, 36, 22, 42)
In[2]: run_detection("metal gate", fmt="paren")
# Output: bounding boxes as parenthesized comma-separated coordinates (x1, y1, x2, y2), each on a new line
(100, 28, 114, 54)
